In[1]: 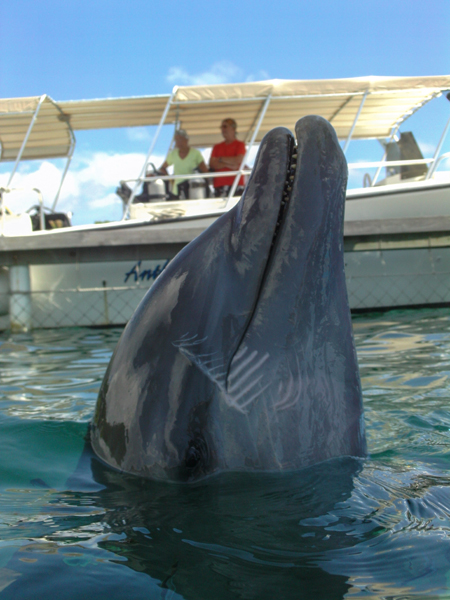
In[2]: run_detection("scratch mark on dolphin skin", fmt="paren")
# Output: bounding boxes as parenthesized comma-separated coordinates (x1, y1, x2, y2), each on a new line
(228, 373, 265, 401)
(275, 354, 302, 411)
(177, 332, 198, 341)
(237, 383, 272, 411)
(207, 367, 227, 378)
(223, 346, 271, 413)
(173, 334, 227, 387)
(227, 352, 270, 392)
(172, 337, 271, 414)
(173, 333, 208, 346)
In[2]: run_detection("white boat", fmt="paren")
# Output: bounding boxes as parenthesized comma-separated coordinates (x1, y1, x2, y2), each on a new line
(1, 76, 450, 331)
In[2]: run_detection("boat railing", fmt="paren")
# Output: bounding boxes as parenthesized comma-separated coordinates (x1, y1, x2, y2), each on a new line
(0, 187, 45, 235)
(348, 158, 433, 170)
(121, 169, 253, 218)
(123, 154, 449, 213)
(347, 156, 450, 187)
(431, 151, 450, 173)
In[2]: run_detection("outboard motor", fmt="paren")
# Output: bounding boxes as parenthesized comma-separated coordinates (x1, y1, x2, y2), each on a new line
(116, 164, 166, 204)
(142, 163, 166, 202)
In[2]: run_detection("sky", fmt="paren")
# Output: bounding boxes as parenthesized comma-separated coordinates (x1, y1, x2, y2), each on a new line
(1, 0, 449, 225)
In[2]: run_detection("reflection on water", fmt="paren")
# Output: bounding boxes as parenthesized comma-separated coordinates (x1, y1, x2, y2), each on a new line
(1, 309, 450, 598)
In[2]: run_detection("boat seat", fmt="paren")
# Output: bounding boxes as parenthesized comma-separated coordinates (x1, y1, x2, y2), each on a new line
(386, 132, 428, 180)
(27, 205, 72, 231)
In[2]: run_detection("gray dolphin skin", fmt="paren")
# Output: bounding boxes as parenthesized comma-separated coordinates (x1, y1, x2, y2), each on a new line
(91, 115, 366, 482)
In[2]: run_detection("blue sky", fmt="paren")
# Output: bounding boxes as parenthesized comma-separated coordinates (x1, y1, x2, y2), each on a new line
(1, 0, 449, 224)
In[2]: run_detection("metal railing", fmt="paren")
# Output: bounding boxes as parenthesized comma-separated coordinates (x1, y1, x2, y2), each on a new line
(428, 151, 450, 179)
(121, 153, 450, 216)
(347, 155, 450, 187)
(121, 169, 253, 219)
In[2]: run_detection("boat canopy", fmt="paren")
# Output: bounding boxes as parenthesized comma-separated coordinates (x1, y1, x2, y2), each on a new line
(0, 95, 75, 161)
(1, 75, 450, 161)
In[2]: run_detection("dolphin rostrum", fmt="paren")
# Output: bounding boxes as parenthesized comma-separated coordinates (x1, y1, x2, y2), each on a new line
(91, 116, 366, 482)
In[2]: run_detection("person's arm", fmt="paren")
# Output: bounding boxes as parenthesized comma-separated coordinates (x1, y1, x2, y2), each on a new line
(210, 154, 244, 170)
(209, 147, 220, 171)
(158, 160, 169, 175)
(198, 161, 208, 173)
(217, 154, 245, 170)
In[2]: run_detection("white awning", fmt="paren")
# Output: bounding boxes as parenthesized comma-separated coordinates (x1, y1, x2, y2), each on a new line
(168, 76, 450, 147)
(0, 95, 74, 161)
(1, 76, 449, 161)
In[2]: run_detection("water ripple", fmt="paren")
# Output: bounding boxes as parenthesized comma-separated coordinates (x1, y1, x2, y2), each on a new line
(1, 310, 450, 598)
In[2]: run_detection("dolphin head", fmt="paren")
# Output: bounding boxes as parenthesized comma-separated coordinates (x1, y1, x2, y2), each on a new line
(91, 116, 366, 482)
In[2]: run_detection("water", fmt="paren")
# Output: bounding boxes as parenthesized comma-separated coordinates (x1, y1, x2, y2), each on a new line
(1, 310, 450, 599)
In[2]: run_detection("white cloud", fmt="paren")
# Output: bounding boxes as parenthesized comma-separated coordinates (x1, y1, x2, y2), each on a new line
(245, 70, 270, 82)
(416, 140, 435, 157)
(89, 192, 122, 210)
(71, 151, 146, 187)
(166, 61, 270, 87)
(167, 61, 243, 86)
(0, 162, 63, 213)
(126, 127, 152, 143)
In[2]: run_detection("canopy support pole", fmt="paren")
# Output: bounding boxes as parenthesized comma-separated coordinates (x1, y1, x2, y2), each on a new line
(227, 93, 272, 205)
(371, 124, 401, 187)
(7, 95, 47, 188)
(51, 128, 76, 211)
(122, 88, 176, 219)
(426, 96, 450, 180)
(343, 91, 368, 155)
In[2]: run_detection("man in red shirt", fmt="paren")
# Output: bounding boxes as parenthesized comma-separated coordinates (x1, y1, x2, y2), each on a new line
(209, 118, 246, 197)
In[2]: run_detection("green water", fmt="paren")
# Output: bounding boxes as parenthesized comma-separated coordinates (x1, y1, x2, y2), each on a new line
(1, 309, 450, 599)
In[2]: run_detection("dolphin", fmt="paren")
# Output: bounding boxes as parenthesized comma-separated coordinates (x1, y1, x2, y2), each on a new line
(91, 115, 366, 482)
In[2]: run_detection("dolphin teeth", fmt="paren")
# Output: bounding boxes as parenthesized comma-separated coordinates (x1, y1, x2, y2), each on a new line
(270, 144, 297, 251)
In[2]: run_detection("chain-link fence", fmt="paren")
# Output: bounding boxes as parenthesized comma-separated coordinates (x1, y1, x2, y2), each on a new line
(346, 246, 450, 311)
(0, 258, 169, 331)
(348, 269, 450, 310)
(0, 284, 152, 331)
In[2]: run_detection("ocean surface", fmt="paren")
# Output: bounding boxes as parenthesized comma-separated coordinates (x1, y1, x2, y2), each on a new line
(1, 308, 450, 599)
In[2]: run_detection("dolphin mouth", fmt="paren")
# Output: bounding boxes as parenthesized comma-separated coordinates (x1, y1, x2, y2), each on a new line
(222, 137, 299, 393)
(269, 143, 298, 252)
